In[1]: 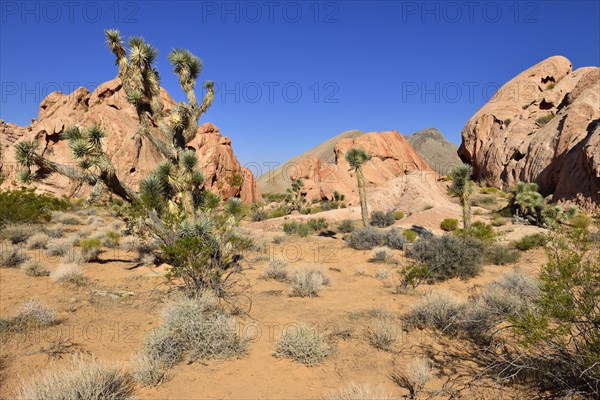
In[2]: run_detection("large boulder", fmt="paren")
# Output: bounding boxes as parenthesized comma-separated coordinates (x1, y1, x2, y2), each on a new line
(0, 78, 261, 202)
(459, 56, 599, 207)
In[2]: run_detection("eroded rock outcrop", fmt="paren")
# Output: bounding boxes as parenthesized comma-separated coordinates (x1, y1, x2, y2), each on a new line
(0, 78, 260, 202)
(459, 56, 600, 206)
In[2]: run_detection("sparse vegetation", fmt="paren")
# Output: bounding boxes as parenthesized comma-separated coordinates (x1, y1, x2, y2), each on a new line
(485, 245, 520, 265)
(337, 219, 354, 233)
(347, 227, 384, 250)
(459, 221, 495, 242)
(50, 263, 87, 286)
(262, 259, 289, 281)
(1, 223, 35, 244)
(78, 238, 102, 262)
(283, 218, 328, 237)
(324, 383, 395, 400)
(366, 317, 400, 351)
(0, 300, 58, 331)
(384, 228, 407, 249)
(404, 290, 464, 335)
(536, 113, 555, 126)
(0, 245, 29, 268)
(26, 233, 49, 249)
(20, 260, 50, 277)
(513, 233, 548, 251)
(392, 357, 432, 399)
(370, 210, 396, 228)
(275, 324, 331, 365)
(370, 246, 394, 264)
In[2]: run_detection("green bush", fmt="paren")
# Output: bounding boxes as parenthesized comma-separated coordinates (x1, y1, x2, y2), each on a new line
(440, 218, 458, 232)
(0, 189, 70, 228)
(402, 230, 418, 242)
(536, 113, 555, 126)
(459, 221, 495, 243)
(347, 228, 384, 250)
(370, 211, 396, 228)
(512, 233, 548, 251)
(407, 235, 485, 282)
(283, 218, 328, 237)
(394, 210, 405, 220)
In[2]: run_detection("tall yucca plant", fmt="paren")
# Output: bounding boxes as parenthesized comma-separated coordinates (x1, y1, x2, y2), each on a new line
(345, 148, 371, 227)
(448, 164, 475, 230)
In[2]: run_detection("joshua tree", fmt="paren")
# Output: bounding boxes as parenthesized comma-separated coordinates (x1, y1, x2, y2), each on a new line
(509, 182, 544, 222)
(285, 178, 306, 213)
(448, 164, 475, 230)
(345, 148, 371, 227)
(14, 30, 249, 299)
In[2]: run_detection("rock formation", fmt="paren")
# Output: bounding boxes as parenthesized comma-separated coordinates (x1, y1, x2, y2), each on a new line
(0, 78, 260, 202)
(258, 129, 448, 211)
(405, 128, 462, 176)
(459, 56, 599, 206)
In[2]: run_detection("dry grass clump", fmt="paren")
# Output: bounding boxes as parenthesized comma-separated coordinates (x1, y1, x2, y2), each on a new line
(16, 356, 135, 400)
(26, 233, 49, 250)
(46, 238, 73, 257)
(262, 259, 289, 281)
(480, 270, 539, 317)
(134, 293, 246, 386)
(404, 290, 465, 335)
(50, 263, 87, 286)
(51, 211, 80, 225)
(324, 382, 396, 400)
(1, 224, 35, 244)
(20, 260, 50, 277)
(0, 244, 29, 268)
(367, 317, 401, 351)
(120, 236, 158, 264)
(392, 357, 432, 399)
(78, 238, 102, 262)
(92, 230, 120, 248)
(370, 246, 394, 263)
(0, 300, 58, 331)
(44, 224, 66, 238)
(275, 323, 331, 365)
(289, 268, 331, 297)
(375, 269, 390, 280)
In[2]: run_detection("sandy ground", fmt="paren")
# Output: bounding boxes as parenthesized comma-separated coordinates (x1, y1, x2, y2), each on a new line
(0, 203, 549, 399)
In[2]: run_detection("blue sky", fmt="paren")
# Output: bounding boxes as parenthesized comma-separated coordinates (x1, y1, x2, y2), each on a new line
(1, 1, 599, 171)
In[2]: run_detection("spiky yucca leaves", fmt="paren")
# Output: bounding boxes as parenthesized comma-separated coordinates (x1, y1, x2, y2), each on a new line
(449, 164, 475, 230)
(345, 148, 371, 227)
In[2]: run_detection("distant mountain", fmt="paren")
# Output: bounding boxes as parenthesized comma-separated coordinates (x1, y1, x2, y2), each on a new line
(405, 128, 462, 176)
(257, 129, 365, 195)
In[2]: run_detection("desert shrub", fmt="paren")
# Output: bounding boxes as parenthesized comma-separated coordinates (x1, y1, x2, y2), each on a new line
(485, 245, 520, 265)
(370, 210, 396, 228)
(440, 218, 458, 232)
(46, 239, 73, 257)
(481, 271, 539, 317)
(337, 219, 354, 233)
(491, 215, 509, 226)
(375, 269, 390, 280)
(44, 224, 66, 238)
(404, 291, 465, 335)
(99, 231, 120, 248)
(391, 357, 432, 399)
(52, 212, 80, 225)
(135, 294, 246, 385)
(262, 259, 289, 281)
(1, 224, 35, 244)
(20, 260, 50, 277)
(394, 210, 405, 220)
(402, 229, 418, 242)
(275, 323, 331, 365)
(459, 221, 495, 242)
(289, 269, 330, 297)
(16, 356, 135, 400)
(570, 213, 591, 229)
(269, 206, 288, 219)
(0, 245, 29, 268)
(50, 263, 87, 286)
(0, 189, 69, 228)
(272, 235, 286, 244)
(26, 233, 49, 250)
(78, 238, 102, 262)
(366, 317, 400, 351)
(407, 235, 484, 282)
(283, 218, 327, 237)
(0, 300, 59, 332)
(370, 246, 393, 263)
(324, 382, 395, 400)
(536, 113, 555, 126)
(472, 194, 497, 207)
(513, 233, 548, 251)
(347, 227, 384, 250)
(384, 228, 407, 250)
(396, 263, 430, 290)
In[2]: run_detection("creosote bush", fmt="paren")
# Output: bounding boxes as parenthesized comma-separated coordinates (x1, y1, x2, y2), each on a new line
(407, 235, 484, 282)
(440, 218, 459, 232)
(275, 323, 331, 365)
(289, 269, 330, 297)
(16, 356, 135, 400)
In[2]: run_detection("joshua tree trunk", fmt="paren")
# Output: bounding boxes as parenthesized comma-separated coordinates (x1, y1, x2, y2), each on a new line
(461, 196, 471, 230)
(357, 167, 369, 227)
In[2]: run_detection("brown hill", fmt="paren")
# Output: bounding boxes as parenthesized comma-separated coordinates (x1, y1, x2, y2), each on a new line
(0, 79, 260, 202)
(405, 128, 462, 176)
(459, 56, 599, 207)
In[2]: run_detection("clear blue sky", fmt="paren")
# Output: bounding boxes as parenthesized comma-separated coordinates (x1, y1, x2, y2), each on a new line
(1, 1, 599, 171)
